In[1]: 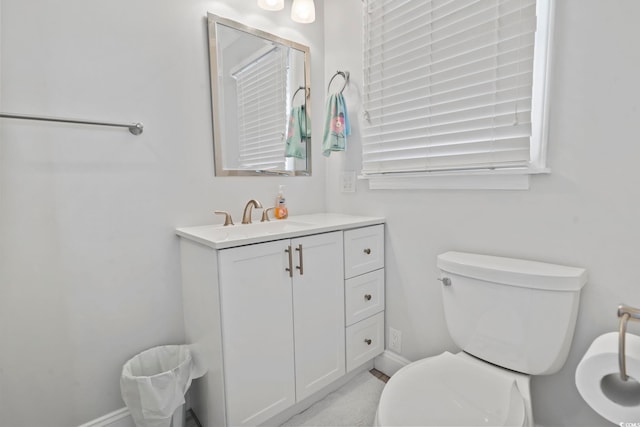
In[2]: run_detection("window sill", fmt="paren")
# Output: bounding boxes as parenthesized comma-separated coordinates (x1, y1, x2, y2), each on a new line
(361, 168, 550, 191)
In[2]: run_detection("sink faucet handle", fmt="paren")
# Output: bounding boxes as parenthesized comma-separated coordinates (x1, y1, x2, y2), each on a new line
(261, 207, 276, 222)
(214, 210, 234, 226)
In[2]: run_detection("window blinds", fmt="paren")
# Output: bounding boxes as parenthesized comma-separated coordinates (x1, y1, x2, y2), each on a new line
(234, 46, 288, 170)
(362, 0, 538, 175)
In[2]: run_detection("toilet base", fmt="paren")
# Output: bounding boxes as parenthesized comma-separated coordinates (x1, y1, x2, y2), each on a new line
(375, 352, 533, 427)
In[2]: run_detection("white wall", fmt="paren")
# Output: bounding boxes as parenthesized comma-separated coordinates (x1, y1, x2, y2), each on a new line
(4, 0, 639, 425)
(0, 1, 325, 425)
(325, 1, 640, 426)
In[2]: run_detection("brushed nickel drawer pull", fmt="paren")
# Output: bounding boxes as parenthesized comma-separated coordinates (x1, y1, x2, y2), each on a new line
(363, 248, 371, 255)
(364, 338, 372, 345)
(364, 294, 372, 301)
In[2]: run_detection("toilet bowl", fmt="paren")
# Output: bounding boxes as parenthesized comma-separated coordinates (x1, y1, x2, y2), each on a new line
(375, 251, 587, 427)
(375, 352, 531, 427)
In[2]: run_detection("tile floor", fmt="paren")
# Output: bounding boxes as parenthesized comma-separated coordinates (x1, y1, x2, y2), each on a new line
(186, 370, 389, 427)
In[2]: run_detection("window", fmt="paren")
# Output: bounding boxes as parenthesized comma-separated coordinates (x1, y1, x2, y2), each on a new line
(361, 0, 553, 189)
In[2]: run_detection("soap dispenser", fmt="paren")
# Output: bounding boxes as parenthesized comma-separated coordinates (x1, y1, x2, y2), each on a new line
(274, 185, 288, 219)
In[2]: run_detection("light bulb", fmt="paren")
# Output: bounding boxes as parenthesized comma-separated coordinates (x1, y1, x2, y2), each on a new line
(291, 0, 315, 23)
(257, 0, 284, 11)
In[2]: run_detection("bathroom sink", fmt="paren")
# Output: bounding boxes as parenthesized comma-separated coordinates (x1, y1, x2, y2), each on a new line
(225, 220, 313, 237)
(182, 220, 314, 246)
(238, 220, 313, 234)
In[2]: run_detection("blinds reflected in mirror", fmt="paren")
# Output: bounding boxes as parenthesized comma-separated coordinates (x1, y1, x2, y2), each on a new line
(233, 46, 289, 170)
(362, 0, 538, 175)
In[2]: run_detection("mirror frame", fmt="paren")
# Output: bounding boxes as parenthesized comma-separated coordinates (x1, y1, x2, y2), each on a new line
(207, 13, 312, 177)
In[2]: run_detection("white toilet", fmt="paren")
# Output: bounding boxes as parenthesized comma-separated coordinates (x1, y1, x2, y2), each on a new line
(376, 251, 588, 427)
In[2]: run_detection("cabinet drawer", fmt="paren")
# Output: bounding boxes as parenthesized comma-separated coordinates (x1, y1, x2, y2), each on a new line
(345, 269, 385, 326)
(344, 225, 384, 279)
(346, 312, 384, 372)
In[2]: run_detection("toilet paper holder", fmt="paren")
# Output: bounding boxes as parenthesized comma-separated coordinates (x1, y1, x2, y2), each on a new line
(618, 304, 640, 381)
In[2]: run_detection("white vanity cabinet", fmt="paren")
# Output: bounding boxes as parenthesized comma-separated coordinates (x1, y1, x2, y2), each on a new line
(218, 232, 345, 426)
(177, 214, 384, 427)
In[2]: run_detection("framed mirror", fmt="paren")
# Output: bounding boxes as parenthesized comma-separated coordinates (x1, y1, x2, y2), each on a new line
(207, 13, 311, 176)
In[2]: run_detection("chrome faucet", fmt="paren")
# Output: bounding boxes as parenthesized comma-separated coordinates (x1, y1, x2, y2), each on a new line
(242, 199, 263, 224)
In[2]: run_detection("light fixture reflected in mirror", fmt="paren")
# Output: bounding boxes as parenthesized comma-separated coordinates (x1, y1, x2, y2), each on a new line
(257, 0, 284, 11)
(258, 0, 315, 24)
(291, 0, 315, 23)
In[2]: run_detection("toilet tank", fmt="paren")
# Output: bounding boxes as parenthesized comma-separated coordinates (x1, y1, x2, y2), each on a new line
(437, 251, 588, 375)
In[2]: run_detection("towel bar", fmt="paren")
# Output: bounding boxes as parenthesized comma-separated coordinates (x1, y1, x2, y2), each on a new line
(0, 112, 143, 135)
(618, 304, 640, 381)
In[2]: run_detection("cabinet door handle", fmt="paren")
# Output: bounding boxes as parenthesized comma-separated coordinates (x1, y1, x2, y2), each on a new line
(295, 244, 304, 275)
(285, 246, 293, 278)
(363, 248, 371, 255)
(364, 294, 372, 301)
(364, 338, 372, 345)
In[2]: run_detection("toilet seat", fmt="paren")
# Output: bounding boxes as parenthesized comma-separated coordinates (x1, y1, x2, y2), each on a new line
(376, 352, 527, 427)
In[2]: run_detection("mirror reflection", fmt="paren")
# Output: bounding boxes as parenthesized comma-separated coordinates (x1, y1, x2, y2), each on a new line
(207, 13, 311, 176)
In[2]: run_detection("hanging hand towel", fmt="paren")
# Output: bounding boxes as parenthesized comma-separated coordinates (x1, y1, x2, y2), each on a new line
(285, 105, 310, 159)
(322, 93, 351, 157)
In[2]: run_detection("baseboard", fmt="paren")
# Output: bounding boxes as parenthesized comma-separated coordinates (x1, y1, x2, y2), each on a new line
(77, 407, 134, 427)
(373, 350, 411, 377)
(80, 363, 384, 427)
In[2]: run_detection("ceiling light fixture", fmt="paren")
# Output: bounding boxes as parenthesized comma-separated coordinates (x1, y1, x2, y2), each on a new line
(258, 0, 316, 24)
(257, 0, 284, 11)
(290, 0, 315, 23)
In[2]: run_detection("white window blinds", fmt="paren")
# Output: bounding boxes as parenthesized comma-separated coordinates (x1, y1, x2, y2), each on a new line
(234, 46, 289, 170)
(362, 0, 539, 176)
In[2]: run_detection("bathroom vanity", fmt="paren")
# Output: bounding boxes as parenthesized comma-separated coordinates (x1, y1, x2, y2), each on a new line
(176, 213, 385, 427)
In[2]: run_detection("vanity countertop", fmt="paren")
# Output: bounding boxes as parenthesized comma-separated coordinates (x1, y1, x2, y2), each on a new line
(176, 213, 385, 249)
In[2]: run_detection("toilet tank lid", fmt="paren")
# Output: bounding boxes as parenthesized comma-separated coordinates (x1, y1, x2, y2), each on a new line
(437, 251, 588, 291)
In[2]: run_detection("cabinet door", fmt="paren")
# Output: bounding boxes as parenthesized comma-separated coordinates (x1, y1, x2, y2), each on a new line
(218, 240, 295, 426)
(291, 231, 346, 400)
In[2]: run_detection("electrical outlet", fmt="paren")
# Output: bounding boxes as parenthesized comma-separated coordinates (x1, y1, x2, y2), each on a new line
(340, 171, 357, 193)
(389, 327, 402, 353)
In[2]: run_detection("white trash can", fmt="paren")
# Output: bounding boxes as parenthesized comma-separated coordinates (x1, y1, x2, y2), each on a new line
(120, 345, 195, 427)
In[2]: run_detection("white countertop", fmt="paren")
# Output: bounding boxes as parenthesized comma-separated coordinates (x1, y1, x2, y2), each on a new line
(176, 213, 385, 249)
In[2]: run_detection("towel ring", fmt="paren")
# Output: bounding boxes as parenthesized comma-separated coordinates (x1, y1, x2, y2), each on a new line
(291, 86, 306, 105)
(327, 70, 350, 94)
